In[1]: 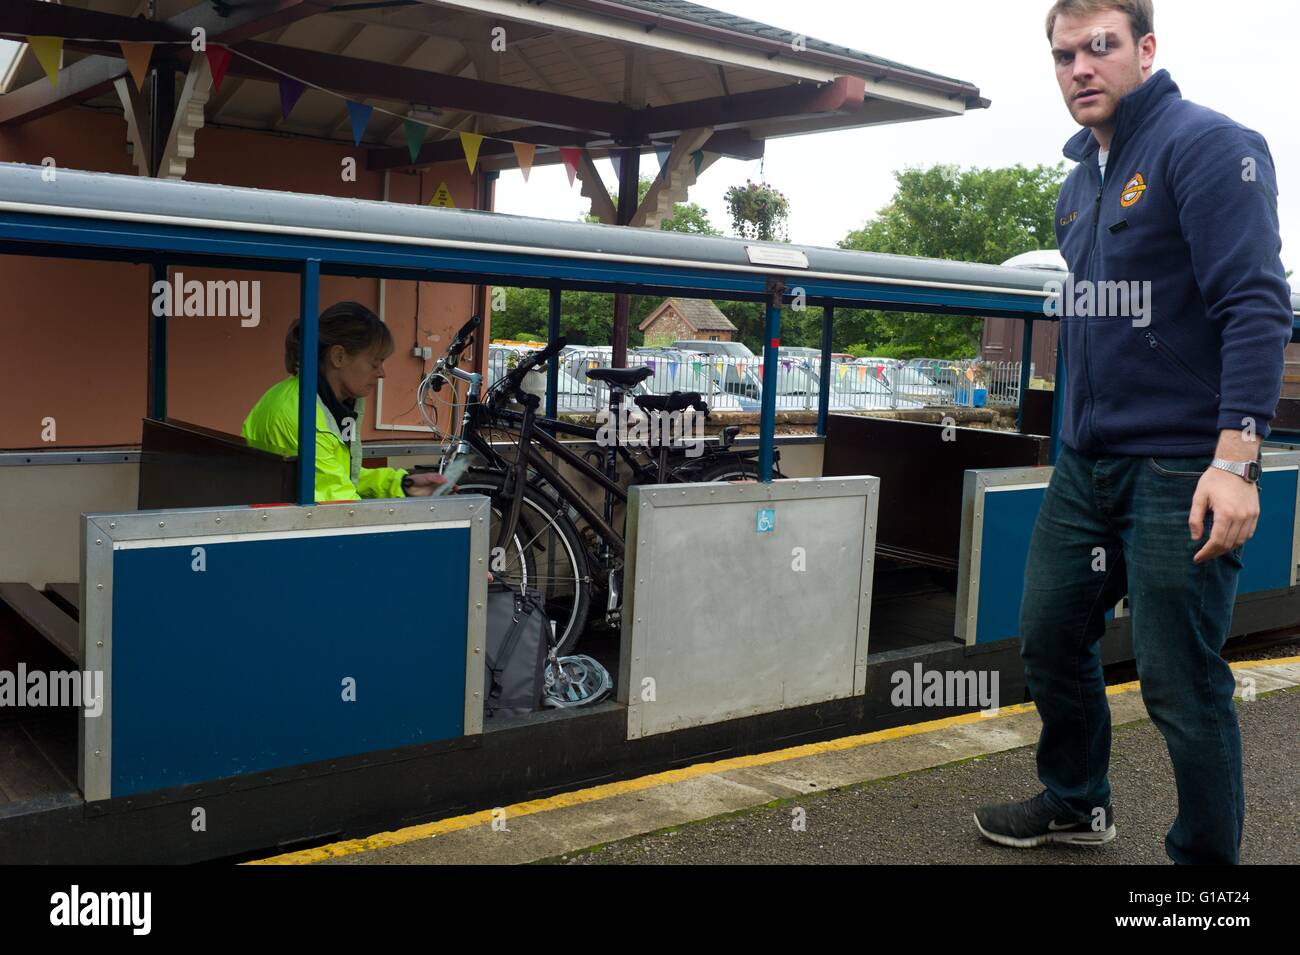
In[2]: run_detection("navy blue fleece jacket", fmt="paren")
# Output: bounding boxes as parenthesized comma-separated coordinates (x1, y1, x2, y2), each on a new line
(1053, 69, 1293, 454)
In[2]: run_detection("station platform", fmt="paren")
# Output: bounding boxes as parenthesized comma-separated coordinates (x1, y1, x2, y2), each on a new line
(249, 656, 1300, 866)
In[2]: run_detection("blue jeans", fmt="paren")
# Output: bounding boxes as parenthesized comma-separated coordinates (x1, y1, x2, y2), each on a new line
(1019, 443, 1245, 864)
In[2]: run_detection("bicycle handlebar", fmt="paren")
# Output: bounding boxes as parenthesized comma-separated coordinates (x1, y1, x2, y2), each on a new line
(448, 314, 481, 359)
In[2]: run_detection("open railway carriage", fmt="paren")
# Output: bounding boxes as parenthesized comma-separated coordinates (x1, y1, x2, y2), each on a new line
(2, 163, 1298, 863)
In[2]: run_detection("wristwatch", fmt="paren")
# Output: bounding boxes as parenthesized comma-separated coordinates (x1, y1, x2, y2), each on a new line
(1210, 458, 1261, 483)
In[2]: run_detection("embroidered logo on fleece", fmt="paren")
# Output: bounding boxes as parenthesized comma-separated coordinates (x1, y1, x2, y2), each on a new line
(1120, 172, 1147, 208)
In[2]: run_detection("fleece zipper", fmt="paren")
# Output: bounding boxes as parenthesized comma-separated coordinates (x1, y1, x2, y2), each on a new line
(1084, 158, 1106, 446)
(1144, 331, 1221, 399)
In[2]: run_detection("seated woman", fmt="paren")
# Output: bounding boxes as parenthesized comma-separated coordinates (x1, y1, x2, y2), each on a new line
(243, 301, 445, 501)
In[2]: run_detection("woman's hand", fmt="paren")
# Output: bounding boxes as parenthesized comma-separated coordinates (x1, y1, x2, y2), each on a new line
(403, 472, 449, 497)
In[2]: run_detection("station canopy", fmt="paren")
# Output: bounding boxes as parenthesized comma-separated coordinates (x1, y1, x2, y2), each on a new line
(0, 0, 988, 224)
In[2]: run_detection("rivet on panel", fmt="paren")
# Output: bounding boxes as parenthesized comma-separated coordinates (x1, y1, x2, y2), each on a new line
(215, 517, 222, 524)
(158, 522, 165, 528)
(349, 510, 355, 517)
(109, 522, 116, 529)
(95, 539, 102, 546)
(97, 641, 103, 647)
(96, 584, 103, 590)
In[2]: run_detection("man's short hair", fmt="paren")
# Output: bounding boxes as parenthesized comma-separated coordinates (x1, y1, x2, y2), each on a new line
(1045, 0, 1155, 45)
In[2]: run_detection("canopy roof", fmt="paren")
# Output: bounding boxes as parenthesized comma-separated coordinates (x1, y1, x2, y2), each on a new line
(0, 0, 987, 174)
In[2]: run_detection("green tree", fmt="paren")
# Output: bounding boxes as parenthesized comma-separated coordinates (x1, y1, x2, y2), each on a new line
(834, 163, 1067, 358)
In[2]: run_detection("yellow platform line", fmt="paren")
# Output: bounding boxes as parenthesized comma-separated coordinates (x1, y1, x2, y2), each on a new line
(248, 656, 1298, 865)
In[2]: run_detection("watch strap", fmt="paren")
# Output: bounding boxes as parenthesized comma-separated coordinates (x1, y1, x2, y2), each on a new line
(1210, 458, 1260, 483)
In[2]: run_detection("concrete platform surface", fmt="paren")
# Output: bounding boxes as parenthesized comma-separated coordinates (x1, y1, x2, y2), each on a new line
(248, 658, 1300, 866)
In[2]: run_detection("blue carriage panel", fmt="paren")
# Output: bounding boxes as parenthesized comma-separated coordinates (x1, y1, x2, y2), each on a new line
(108, 524, 470, 797)
(973, 485, 1047, 645)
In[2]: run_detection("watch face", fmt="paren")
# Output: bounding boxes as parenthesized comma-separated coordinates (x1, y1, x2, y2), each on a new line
(1247, 461, 1261, 482)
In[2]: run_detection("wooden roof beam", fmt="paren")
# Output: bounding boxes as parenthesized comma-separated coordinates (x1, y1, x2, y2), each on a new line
(0, 0, 325, 126)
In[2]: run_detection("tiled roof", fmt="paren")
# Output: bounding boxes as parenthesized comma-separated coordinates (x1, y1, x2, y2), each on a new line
(604, 0, 974, 89)
(642, 297, 738, 332)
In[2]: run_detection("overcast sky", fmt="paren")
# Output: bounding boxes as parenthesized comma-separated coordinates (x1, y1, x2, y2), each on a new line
(496, 0, 1299, 278)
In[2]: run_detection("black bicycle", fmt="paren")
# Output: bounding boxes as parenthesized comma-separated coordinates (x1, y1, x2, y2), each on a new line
(417, 316, 782, 652)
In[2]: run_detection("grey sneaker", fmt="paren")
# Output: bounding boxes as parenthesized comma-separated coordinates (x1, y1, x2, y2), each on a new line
(974, 791, 1116, 848)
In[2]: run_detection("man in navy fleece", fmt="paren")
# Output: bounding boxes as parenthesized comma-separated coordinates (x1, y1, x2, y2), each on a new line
(974, 0, 1292, 864)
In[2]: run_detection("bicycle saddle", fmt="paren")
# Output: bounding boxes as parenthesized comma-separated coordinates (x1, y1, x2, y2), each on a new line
(633, 391, 704, 413)
(585, 366, 654, 387)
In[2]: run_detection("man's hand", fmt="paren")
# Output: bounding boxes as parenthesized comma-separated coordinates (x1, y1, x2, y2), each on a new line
(403, 472, 449, 497)
(1189, 429, 1260, 563)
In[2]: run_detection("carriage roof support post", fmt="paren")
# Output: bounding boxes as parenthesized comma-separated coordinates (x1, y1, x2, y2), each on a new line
(817, 304, 834, 437)
(1049, 328, 1065, 463)
(297, 259, 321, 506)
(1016, 316, 1035, 433)
(759, 278, 785, 482)
(610, 147, 641, 368)
(546, 286, 561, 419)
(148, 261, 167, 420)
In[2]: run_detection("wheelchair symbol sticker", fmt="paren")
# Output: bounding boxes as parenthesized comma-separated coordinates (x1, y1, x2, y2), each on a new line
(756, 508, 776, 533)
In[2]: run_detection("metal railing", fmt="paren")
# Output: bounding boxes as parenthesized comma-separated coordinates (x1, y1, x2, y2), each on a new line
(484, 347, 1028, 414)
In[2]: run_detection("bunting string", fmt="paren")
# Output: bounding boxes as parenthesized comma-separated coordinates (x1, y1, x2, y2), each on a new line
(10, 34, 699, 180)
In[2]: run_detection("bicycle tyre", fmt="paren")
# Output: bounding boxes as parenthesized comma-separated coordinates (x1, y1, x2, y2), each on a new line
(458, 470, 592, 654)
(692, 457, 783, 482)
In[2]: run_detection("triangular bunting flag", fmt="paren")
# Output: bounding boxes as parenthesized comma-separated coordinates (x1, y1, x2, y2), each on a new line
(206, 45, 232, 91)
(559, 148, 583, 187)
(459, 131, 484, 173)
(404, 120, 425, 164)
(27, 37, 63, 88)
(655, 145, 672, 179)
(119, 42, 153, 93)
(644, 359, 656, 371)
(838, 365, 848, 380)
(346, 101, 373, 146)
(513, 142, 536, 181)
(279, 77, 305, 120)
(691, 149, 704, 176)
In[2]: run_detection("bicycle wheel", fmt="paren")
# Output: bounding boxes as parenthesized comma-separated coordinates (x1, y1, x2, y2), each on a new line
(692, 456, 782, 482)
(458, 470, 592, 654)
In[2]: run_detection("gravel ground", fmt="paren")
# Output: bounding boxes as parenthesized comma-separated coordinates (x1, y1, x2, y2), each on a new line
(555, 684, 1300, 865)
(1223, 635, 1300, 661)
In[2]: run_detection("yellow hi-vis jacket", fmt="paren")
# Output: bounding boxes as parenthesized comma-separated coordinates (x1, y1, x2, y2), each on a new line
(241, 376, 407, 502)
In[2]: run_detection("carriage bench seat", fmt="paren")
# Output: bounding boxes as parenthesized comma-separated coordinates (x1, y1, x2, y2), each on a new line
(0, 582, 81, 667)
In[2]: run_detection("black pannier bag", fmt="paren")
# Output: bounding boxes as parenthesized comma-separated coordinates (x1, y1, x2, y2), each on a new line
(483, 583, 551, 717)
